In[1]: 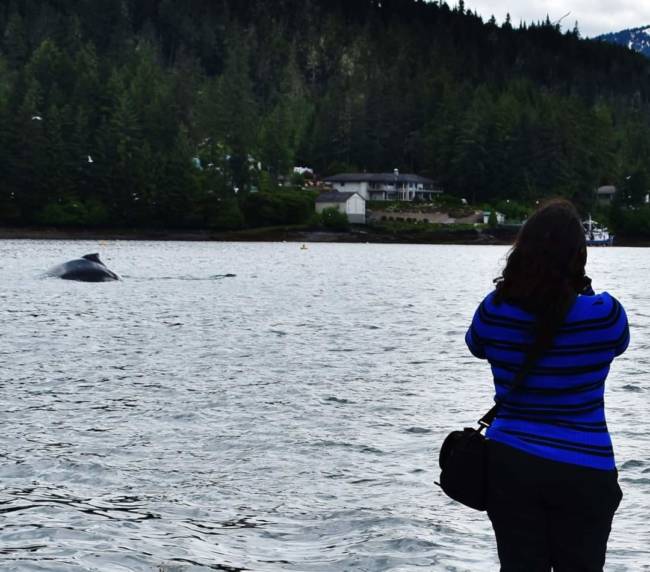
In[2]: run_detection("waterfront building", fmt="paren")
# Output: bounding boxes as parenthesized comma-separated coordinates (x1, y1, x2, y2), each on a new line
(482, 211, 506, 225)
(323, 170, 442, 201)
(315, 192, 366, 224)
(596, 185, 617, 205)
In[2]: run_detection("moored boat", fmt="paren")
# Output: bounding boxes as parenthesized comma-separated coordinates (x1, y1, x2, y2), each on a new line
(584, 215, 614, 246)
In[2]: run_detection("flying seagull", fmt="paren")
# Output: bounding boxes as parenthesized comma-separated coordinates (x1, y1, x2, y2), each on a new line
(87, 155, 94, 164)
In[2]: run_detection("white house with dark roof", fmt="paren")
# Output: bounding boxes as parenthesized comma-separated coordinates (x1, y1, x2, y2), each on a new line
(315, 191, 366, 224)
(323, 170, 443, 202)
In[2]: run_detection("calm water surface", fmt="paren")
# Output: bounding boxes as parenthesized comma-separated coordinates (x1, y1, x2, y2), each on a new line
(0, 241, 648, 571)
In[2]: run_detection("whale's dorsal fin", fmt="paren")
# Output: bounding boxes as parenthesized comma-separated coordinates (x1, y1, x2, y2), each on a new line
(82, 253, 103, 264)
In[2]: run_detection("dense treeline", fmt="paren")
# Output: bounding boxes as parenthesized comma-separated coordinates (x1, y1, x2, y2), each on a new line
(2, 0, 650, 229)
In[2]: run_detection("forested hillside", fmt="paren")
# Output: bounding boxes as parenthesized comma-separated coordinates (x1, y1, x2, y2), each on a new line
(2, 0, 650, 229)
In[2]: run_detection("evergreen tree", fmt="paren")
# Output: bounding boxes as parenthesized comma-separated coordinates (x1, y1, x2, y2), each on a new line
(214, 35, 258, 191)
(3, 9, 28, 67)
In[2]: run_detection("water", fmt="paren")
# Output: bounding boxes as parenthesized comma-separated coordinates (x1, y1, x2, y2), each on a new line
(0, 241, 648, 571)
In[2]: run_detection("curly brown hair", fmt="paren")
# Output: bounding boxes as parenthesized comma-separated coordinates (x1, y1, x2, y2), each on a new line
(494, 198, 588, 349)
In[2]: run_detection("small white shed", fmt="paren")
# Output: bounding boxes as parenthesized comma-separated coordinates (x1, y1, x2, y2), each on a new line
(483, 211, 506, 225)
(596, 185, 617, 205)
(315, 191, 366, 224)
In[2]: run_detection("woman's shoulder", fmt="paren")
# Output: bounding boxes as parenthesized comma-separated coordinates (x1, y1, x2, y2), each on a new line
(480, 290, 626, 321)
(477, 290, 535, 321)
(570, 291, 626, 320)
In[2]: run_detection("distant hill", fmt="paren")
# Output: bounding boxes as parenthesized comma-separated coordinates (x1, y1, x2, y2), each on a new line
(3, 0, 650, 229)
(597, 26, 650, 57)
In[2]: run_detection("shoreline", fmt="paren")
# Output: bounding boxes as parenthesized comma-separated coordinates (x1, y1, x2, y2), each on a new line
(0, 225, 516, 245)
(1, 226, 648, 246)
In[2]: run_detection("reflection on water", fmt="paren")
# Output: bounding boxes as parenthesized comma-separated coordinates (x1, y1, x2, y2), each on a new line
(0, 241, 648, 571)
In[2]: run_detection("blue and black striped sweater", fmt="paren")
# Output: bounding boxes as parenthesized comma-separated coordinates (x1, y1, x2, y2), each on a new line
(466, 290, 630, 471)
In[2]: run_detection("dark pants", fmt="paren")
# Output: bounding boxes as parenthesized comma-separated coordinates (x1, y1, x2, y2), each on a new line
(487, 440, 622, 572)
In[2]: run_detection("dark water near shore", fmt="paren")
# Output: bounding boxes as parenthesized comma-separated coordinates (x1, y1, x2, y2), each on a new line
(0, 241, 648, 571)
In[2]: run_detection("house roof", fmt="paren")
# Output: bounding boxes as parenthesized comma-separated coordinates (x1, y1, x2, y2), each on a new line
(315, 191, 363, 203)
(597, 185, 617, 195)
(324, 173, 436, 185)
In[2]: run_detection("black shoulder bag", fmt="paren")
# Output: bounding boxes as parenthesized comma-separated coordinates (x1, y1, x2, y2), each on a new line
(436, 349, 540, 512)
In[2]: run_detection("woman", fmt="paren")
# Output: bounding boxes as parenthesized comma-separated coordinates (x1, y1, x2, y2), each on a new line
(466, 199, 629, 571)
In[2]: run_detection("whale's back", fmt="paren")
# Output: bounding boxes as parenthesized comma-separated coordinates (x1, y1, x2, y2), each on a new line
(47, 254, 119, 282)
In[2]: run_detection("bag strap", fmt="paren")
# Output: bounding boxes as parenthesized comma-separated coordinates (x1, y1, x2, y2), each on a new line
(477, 347, 541, 431)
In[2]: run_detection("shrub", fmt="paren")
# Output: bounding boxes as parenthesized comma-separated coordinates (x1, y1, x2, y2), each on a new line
(0, 198, 22, 223)
(36, 198, 110, 226)
(610, 205, 650, 237)
(204, 197, 245, 230)
(257, 171, 276, 194)
(493, 200, 531, 222)
(242, 189, 317, 227)
(290, 172, 306, 187)
(319, 207, 349, 230)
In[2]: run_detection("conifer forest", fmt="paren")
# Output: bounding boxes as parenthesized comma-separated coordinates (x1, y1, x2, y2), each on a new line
(3, 0, 650, 234)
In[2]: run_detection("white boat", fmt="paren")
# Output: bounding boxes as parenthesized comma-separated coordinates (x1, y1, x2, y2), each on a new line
(584, 215, 614, 246)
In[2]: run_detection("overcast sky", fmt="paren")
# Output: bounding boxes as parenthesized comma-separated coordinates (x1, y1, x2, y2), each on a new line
(463, 1, 650, 37)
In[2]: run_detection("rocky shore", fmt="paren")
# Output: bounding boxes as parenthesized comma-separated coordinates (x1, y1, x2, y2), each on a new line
(0, 225, 521, 245)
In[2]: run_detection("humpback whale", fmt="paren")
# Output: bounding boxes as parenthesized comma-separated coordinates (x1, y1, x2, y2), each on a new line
(47, 254, 119, 282)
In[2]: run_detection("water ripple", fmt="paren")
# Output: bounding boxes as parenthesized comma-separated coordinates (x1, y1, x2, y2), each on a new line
(0, 241, 647, 570)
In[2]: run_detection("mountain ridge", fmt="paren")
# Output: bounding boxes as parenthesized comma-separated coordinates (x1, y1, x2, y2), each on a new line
(597, 25, 650, 57)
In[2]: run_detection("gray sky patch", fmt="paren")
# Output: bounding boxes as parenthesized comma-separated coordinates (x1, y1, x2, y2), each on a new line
(461, 1, 650, 37)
